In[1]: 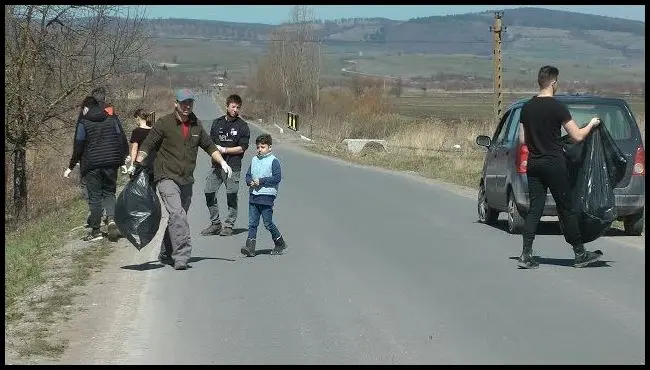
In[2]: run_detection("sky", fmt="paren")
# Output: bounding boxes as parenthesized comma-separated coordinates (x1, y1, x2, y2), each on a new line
(141, 5, 645, 24)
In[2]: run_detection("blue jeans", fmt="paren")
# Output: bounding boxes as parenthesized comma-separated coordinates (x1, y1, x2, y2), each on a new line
(248, 202, 281, 240)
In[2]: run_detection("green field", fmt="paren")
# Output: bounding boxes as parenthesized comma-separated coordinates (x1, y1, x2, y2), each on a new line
(150, 37, 645, 86)
(391, 92, 646, 125)
(150, 38, 267, 79)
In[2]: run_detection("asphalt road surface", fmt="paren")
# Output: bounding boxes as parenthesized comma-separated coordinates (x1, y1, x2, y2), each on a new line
(57, 93, 645, 365)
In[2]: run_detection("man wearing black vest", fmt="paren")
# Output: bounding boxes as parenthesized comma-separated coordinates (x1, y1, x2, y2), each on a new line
(65, 87, 129, 242)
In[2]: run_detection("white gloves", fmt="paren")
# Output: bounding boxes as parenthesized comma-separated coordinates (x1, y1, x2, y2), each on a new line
(121, 164, 134, 175)
(63, 168, 72, 178)
(220, 161, 232, 178)
(216, 145, 227, 154)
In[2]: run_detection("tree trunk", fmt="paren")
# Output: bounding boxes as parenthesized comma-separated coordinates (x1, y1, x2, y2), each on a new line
(5, 155, 10, 207)
(12, 143, 27, 218)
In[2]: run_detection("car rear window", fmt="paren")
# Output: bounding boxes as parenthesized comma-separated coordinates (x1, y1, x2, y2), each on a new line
(562, 103, 634, 140)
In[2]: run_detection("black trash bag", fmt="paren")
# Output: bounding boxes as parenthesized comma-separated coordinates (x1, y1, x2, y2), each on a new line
(564, 123, 627, 243)
(115, 171, 162, 250)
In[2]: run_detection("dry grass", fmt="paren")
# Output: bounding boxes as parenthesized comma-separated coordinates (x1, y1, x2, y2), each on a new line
(388, 117, 492, 154)
(241, 80, 645, 192)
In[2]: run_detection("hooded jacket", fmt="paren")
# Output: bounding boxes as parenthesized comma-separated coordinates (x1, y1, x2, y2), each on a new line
(68, 104, 128, 175)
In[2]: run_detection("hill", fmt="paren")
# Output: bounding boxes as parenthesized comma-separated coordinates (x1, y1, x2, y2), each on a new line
(144, 7, 645, 86)
(145, 7, 644, 60)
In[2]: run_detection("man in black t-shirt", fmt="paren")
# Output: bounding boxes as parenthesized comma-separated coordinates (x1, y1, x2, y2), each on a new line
(201, 94, 251, 236)
(518, 65, 603, 269)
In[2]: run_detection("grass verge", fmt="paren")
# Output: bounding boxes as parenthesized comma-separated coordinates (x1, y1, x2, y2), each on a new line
(5, 196, 116, 362)
(304, 140, 483, 190)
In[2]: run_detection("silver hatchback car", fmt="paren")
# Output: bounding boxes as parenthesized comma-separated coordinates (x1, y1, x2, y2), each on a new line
(476, 94, 645, 235)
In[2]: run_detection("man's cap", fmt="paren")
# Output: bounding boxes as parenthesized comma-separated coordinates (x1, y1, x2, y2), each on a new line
(175, 88, 195, 102)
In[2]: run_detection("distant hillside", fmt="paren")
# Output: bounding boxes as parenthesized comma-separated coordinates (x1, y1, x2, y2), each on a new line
(145, 7, 644, 60)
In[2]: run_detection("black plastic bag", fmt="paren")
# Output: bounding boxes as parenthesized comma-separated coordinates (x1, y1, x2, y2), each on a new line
(565, 123, 627, 243)
(115, 171, 162, 250)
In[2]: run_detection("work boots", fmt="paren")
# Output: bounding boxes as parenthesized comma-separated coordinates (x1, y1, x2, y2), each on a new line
(517, 246, 539, 269)
(271, 236, 287, 255)
(200, 223, 222, 236)
(241, 238, 256, 257)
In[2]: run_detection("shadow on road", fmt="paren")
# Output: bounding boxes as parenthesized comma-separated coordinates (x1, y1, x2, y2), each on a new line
(480, 220, 628, 237)
(230, 228, 248, 236)
(120, 256, 236, 271)
(508, 256, 612, 268)
(253, 249, 274, 256)
(199, 228, 248, 236)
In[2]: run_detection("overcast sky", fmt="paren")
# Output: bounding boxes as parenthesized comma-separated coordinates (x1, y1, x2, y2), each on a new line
(141, 5, 645, 24)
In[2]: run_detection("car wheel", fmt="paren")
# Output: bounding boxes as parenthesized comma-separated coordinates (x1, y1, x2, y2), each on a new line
(478, 183, 498, 224)
(624, 212, 644, 236)
(507, 191, 525, 234)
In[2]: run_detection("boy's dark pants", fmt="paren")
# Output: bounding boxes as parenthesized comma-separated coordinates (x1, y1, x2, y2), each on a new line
(247, 202, 281, 241)
(83, 167, 118, 230)
(522, 156, 583, 252)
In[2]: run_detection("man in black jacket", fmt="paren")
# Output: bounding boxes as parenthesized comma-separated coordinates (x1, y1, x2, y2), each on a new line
(201, 94, 251, 236)
(64, 87, 129, 242)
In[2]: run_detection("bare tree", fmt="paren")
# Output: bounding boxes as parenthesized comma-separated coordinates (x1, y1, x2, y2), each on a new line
(253, 6, 321, 115)
(5, 5, 150, 218)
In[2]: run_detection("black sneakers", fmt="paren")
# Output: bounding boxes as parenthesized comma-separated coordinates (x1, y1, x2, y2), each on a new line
(158, 252, 173, 266)
(271, 236, 287, 255)
(241, 238, 256, 257)
(82, 228, 103, 242)
(220, 226, 233, 236)
(159, 252, 187, 270)
(200, 223, 222, 236)
(517, 247, 603, 269)
(517, 251, 539, 269)
(574, 250, 603, 268)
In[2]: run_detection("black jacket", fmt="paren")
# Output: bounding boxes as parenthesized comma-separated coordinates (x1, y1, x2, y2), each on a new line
(69, 104, 128, 175)
(209, 115, 250, 171)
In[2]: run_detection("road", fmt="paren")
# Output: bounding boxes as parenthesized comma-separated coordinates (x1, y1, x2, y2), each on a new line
(56, 93, 645, 365)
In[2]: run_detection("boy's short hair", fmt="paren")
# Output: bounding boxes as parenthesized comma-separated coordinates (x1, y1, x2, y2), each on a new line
(226, 94, 243, 107)
(255, 134, 272, 146)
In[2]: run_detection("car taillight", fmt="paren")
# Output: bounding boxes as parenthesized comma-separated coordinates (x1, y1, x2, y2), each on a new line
(632, 145, 645, 176)
(516, 144, 529, 174)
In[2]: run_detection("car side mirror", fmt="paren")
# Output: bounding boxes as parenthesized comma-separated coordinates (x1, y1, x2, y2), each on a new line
(476, 135, 491, 147)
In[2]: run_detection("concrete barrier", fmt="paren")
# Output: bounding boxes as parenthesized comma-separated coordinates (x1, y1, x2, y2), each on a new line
(342, 139, 387, 154)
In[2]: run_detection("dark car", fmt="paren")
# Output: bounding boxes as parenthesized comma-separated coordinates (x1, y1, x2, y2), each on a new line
(475, 93, 645, 235)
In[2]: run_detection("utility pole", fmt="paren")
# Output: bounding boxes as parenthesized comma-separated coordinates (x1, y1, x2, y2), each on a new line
(490, 11, 505, 122)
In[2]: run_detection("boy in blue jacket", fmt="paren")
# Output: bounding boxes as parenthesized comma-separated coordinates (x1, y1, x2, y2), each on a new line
(242, 134, 287, 257)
